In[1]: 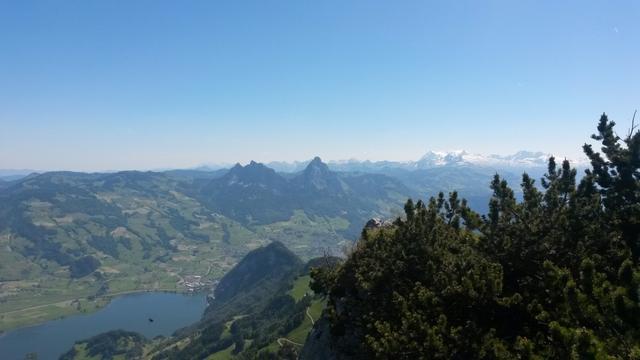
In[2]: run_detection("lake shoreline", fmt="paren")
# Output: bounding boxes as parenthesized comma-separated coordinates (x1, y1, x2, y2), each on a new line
(0, 291, 209, 360)
(0, 287, 199, 333)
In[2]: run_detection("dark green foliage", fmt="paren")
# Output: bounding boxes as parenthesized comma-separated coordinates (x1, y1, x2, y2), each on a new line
(59, 330, 147, 360)
(198, 158, 411, 237)
(87, 235, 120, 258)
(381, 166, 529, 214)
(0, 199, 70, 265)
(311, 114, 640, 359)
(166, 208, 197, 233)
(309, 266, 339, 297)
(200, 162, 297, 225)
(232, 332, 245, 354)
(153, 243, 317, 359)
(304, 255, 342, 275)
(222, 223, 231, 244)
(69, 255, 100, 278)
(22, 228, 73, 266)
(583, 113, 640, 261)
(307, 256, 343, 295)
(276, 342, 300, 359)
(154, 226, 178, 251)
(220, 293, 310, 358)
(210, 241, 303, 305)
(166, 208, 209, 242)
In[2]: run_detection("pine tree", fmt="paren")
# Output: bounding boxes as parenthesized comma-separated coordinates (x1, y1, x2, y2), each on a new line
(312, 113, 640, 359)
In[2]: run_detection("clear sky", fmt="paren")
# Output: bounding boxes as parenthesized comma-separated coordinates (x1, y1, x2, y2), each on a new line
(0, 0, 638, 171)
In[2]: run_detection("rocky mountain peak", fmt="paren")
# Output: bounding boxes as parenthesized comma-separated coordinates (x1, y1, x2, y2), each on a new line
(298, 156, 340, 191)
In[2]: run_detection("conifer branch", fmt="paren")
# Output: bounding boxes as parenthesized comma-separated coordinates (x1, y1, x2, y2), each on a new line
(627, 109, 638, 140)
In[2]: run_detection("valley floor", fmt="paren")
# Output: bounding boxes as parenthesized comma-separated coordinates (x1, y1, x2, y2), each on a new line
(0, 210, 352, 332)
(0, 262, 213, 332)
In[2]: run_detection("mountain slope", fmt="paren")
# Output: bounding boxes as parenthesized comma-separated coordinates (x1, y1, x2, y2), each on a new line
(293, 156, 344, 192)
(196, 158, 412, 236)
(61, 242, 334, 360)
(207, 241, 303, 318)
(60, 330, 148, 360)
(150, 242, 316, 359)
(213, 241, 301, 301)
(199, 161, 296, 225)
(0, 170, 267, 330)
(0, 160, 410, 330)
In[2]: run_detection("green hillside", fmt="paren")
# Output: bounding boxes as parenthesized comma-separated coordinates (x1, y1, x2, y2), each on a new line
(59, 242, 329, 359)
(105, 243, 333, 360)
(60, 330, 149, 360)
(0, 159, 406, 331)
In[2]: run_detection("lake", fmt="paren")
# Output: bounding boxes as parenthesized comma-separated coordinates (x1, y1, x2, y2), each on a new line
(0, 292, 208, 360)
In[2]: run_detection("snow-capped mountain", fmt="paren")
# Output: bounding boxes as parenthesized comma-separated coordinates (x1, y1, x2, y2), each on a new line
(196, 150, 588, 174)
(318, 150, 558, 173)
(415, 150, 552, 169)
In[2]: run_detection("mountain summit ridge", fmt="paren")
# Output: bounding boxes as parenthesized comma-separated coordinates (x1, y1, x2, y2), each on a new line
(256, 150, 586, 173)
(416, 149, 552, 168)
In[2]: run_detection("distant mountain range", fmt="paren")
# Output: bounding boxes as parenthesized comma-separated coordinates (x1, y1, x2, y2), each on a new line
(415, 150, 552, 168)
(0, 152, 590, 332)
(262, 150, 586, 173)
(0, 152, 582, 281)
(0, 157, 411, 329)
(0, 150, 587, 181)
(0, 169, 39, 182)
(195, 157, 411, 234)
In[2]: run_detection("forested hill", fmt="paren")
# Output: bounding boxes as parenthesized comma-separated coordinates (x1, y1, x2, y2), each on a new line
(0, 157, 408, 277)
(305, 113, 640, 359)
(196, 156, 412, 235)
(123, 242, 332, 359)
(0, 157, 410, 330)
(194, 240, 305, 335)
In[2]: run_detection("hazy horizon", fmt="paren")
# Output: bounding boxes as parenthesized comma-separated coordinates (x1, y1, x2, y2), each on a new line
(0, 148, 588, 174)
(1, 1, 638, 171)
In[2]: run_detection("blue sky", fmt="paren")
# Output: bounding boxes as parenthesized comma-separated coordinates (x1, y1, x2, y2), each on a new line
(0, 0, 638, 171)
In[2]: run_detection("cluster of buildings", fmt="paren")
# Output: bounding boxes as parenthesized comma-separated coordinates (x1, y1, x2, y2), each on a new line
(182, 275, 211, 292)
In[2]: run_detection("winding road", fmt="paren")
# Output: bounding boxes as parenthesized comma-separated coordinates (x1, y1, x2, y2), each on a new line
(277, 337, 304, 347)
(276, 305, 316, 348)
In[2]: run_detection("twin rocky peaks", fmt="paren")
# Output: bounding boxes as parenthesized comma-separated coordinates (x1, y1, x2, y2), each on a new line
(200, 156, 407, 230)
(224, 156, 334, 189)
(230, 156, 327, 174)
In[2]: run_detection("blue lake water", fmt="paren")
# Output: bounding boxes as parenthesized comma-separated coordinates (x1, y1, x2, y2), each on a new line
(0, 292, 208, 360)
